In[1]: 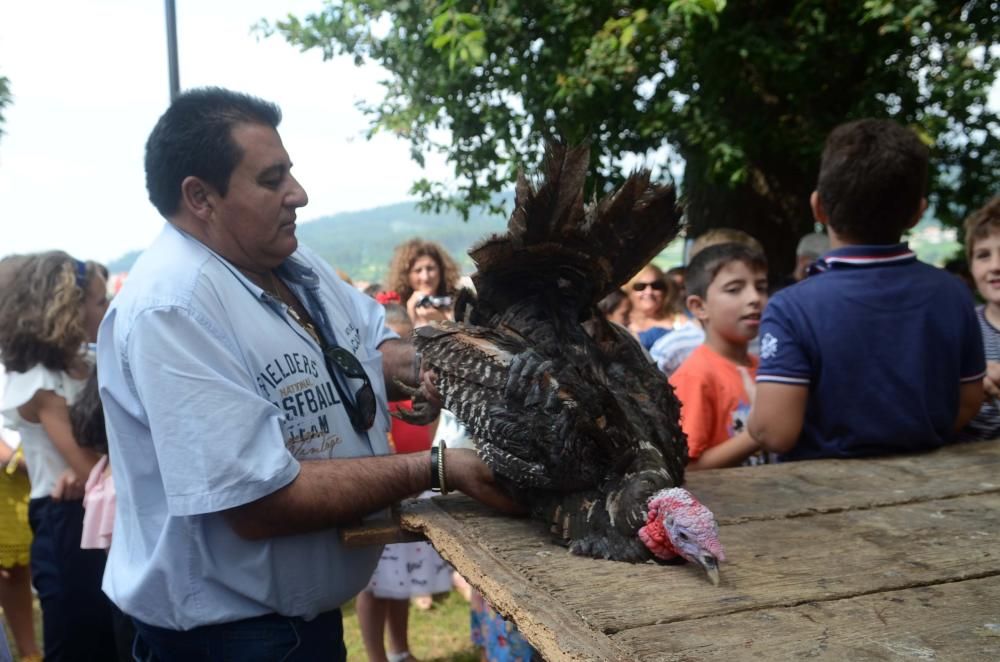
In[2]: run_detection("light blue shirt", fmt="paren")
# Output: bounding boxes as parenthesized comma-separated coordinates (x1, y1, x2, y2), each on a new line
(649, 319, 704, 377)
(97, 223, 396, 629)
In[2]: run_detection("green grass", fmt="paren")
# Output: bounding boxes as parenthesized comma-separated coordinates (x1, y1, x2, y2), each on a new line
(343, 592, 481, 661)
(4, 592, 478, 661)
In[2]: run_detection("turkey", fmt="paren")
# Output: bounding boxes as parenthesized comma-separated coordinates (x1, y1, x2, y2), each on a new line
(403, 144, 725, 584)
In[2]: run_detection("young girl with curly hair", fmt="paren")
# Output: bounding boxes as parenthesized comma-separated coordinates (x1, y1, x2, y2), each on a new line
(0, 251, 116, 660)
(386, 239, 462, 328)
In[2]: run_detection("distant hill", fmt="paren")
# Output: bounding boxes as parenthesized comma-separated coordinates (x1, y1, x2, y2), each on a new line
(106, 199, 511, 281)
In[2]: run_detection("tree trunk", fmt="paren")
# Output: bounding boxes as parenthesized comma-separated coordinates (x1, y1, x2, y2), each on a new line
(682, 150, 816, 285)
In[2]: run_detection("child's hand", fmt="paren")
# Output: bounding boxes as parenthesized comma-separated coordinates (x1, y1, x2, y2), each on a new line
(984, 361, 1000, 401)
(51, 469, 85, 501)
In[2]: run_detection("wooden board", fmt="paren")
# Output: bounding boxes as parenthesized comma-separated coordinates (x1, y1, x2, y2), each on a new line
(613, 575, 1000, 661)
(684, 440, 1000, 524)
(401, 497, 632, 661)
(398, 441, 1000, 662)
(413, 493, 1000, 633)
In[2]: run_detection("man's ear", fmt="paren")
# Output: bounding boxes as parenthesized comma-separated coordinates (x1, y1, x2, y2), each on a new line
(180, 176, 216, 222)
(810, 191, 829, 226)
(687, 294, 709, 322)
(905, 197, 928, 230)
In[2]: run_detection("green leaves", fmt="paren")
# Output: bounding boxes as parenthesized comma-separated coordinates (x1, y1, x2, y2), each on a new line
(668, 0, 726, 30)
(0, 74, 10, 141)
(428, 3, 486, 69)
(263, 0, 999, 244)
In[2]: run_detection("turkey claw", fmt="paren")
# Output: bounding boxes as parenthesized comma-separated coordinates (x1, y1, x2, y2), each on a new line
(391, 386, 440, 426)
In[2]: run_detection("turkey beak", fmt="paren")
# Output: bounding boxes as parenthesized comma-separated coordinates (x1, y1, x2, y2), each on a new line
(700, 554, 721, 586)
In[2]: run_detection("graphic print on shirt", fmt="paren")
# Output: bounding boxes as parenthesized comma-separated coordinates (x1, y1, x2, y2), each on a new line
(729, 400, 751, 438)
(254, 351, 345, 457)
(344, 322, 362, 352)
(760, 332, 778, 360)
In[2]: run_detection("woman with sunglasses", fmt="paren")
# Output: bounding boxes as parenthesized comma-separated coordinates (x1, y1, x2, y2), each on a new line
(0, 252, 117, 660)
(625, 264, 684, 350)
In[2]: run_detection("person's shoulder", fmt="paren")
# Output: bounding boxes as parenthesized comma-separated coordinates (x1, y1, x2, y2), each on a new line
(113, 225, 216, 313)
(0, 364, 70, 412)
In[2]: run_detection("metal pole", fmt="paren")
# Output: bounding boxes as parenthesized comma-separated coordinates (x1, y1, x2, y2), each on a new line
(165, 0, 180, 101)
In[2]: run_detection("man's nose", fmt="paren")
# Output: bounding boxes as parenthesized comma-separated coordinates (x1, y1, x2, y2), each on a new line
(287, 176, 309, 208)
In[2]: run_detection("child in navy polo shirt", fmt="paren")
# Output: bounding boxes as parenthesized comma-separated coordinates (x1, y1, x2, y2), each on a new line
(747, 119, 985, 460)
(961, 195, 1000, 441)
(669, 243, 772, 468)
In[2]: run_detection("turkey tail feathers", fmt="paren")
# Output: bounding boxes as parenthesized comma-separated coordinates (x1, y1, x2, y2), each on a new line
(469, 143, 683, 304)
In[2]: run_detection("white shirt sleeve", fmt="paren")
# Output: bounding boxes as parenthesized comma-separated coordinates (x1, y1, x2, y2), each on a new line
(125, 306, 299, 517)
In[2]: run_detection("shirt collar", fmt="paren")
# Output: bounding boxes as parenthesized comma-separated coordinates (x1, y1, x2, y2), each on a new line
(807, 242, 916, 276)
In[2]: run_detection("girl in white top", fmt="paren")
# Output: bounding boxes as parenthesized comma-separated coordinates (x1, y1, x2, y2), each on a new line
(0, 251, 116, 661)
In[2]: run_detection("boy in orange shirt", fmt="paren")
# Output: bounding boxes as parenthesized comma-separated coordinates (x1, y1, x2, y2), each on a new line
(669, 243, 771, 469)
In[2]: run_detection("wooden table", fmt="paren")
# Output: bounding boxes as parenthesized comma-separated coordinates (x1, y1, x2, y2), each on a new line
(399, 440, 1000, 661)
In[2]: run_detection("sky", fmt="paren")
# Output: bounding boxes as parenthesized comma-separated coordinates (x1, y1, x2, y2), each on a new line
(0, 0, 452, 263)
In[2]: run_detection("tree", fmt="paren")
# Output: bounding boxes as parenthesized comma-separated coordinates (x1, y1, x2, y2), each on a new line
(0, 74, 11, 141)
(262, 1, 999, 276)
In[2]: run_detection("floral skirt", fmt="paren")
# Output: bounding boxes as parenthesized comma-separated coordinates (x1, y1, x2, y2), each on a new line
(470, 591, 535, 662)
(0, 470, 32, 567)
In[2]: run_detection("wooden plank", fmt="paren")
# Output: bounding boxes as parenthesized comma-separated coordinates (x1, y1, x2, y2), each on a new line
(612, 575, 1000, 661)
(400, 498, 631, 662)
(408, 493, 1000, 636)
(340, 519, 426, 547)
(686, 440, 1000, 524)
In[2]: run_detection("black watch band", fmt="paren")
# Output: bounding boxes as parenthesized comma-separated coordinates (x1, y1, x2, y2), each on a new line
(430, 445, 441, 492)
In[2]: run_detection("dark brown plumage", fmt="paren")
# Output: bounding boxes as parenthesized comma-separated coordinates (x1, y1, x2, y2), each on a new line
(405, 144, 688, 562)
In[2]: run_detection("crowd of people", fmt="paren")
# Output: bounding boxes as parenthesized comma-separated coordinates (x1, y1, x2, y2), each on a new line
(0, 87, 996, 662)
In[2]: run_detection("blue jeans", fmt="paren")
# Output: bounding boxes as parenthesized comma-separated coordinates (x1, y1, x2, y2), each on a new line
(131, 610, 346, 662)
(28, 497, 116, 661)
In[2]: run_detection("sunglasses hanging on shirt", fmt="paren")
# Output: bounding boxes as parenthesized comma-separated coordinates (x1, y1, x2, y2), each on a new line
(322, 346, 377, 433)
(268, 270, 377, 434)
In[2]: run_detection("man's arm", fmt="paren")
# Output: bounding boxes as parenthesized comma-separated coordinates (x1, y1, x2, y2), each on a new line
(748, 382, 808, 454)
(224, 448, 520, 539)
(955, 379, 985, 433)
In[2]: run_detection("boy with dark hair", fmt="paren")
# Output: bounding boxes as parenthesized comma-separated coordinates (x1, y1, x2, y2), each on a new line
(651, 228, 763, 377)
(961, 195, 1000, 440)
(748, 119, 985, 460)
(669, 243, 770, 469)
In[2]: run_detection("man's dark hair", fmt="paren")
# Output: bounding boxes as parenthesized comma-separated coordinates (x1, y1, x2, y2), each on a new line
(144, 87, 282, 217)
(685, 243, 768, 300)
(817, 118, 928, 244)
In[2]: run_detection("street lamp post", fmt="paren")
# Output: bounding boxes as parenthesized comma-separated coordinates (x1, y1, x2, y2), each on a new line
(165, 0, 180, 102)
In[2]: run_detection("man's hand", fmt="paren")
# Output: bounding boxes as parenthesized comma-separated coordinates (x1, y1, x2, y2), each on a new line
(445, 448, 524, 515)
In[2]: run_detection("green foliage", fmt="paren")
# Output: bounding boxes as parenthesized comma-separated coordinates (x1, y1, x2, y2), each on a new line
(261, 2, 997, 274)
(0, 74, 11, 140)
